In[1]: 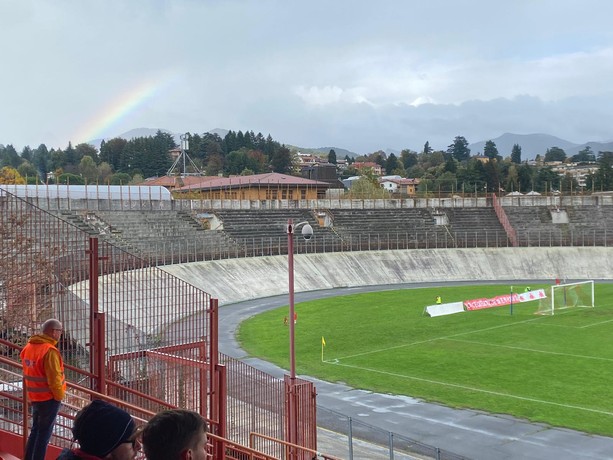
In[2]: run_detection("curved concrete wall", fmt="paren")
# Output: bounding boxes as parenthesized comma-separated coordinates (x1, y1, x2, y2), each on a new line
(162, 247, 613, 305)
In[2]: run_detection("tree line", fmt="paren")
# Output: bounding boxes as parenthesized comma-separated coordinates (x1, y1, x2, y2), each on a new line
(339, 136, 612, 194)
(0, 129, 295, 185)
(2, 132, 613, 193)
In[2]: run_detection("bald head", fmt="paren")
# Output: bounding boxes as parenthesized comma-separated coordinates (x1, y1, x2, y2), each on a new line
(41, 319, 62, 335)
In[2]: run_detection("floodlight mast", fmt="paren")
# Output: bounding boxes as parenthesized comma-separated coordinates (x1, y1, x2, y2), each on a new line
(286, 218, 313, 456)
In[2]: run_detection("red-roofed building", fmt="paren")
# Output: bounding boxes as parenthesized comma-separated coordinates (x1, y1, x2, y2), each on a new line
(173, 172, 330, 200)
(353, 161, 383, 176)
(379, 177, 420, 196)
(141, 175, 216, 189)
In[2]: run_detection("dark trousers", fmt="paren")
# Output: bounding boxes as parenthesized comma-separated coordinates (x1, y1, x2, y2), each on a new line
(25, 398, 61, 460)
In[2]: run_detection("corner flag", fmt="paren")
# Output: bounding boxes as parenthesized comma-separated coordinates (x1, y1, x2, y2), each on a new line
(321, 336, 326, 361)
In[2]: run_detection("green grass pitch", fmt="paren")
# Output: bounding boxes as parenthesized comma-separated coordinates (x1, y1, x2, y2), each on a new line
(237, 283, 613, 436)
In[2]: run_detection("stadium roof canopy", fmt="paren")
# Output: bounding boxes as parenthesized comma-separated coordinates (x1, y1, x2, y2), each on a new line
(0, 184, 173, 201)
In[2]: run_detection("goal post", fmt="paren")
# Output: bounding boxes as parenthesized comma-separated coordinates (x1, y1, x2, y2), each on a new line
(537, 280, 594, 315)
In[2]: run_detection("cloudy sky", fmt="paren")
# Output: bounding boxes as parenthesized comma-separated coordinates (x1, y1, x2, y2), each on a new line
(2, 0, 613, 154)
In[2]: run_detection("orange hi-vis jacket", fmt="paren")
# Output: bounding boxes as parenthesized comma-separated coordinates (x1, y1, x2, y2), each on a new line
(20, 334, 66, 402)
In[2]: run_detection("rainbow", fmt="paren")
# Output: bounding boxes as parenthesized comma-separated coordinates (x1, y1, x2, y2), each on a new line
(73, 73, 178, 145)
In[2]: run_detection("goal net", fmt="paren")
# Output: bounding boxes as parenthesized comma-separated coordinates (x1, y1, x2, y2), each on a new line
(536, 280, 594, 315)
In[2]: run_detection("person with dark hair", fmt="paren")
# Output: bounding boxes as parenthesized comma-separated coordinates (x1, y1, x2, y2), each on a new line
(142, 409, 208, 460)
(20, 318, 66, 460)
(57, 399, 142, 460)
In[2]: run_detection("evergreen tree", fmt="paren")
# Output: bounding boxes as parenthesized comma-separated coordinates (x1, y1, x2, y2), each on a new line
(385, 153, 400, 175)
(423, 141, 433, 155)
(447, 136, 470, 162)
(328, 149, 337, 164)
(20, 146, 33, 163)
(483, 140, 499, 160)
(0, 144, 20, 168)
(571, 146, 596, 163)
(511, 144, 522, 164)
(593, 151, 613, 191)
(99, 138, 127, 171)
(517, 163, 534, 192)
(270, 146, 294, 174)
(33, 144, 49, 180)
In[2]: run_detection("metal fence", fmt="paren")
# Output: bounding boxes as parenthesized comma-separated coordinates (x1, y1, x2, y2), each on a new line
(0, 188, 320, 458)
(106, 226, 613, 268)
(317, 407, 469, 460)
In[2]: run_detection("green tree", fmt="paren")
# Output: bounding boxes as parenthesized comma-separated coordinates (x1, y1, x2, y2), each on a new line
(385, 153, 400, 175)
(0, 145, 21, 168)
(20, 146, 33, 163)
(206, 154, 224, 176)
(17, 161, 38, 180)
(78, 155, 98, 182)
(99, 138, 128, 171)
(328, 149, 337, 164)
(517, 163, 534, 192)
(270, 146, 295, 174)
(560, 173, 578, 192)
(400, 149, 418, 170)
(345, 175, 388, 199)
(57, 172, 85, 185)
(447, 136, 470, 162)
(511, 144, 522, 164)
(484, 159, 501, 192)
(110, 172, 132, 185)
(97, 162, 113, 183)
(571, 146, 596, 163)
(483, 140, 500, 160)
(33, 144, 50, 181)
(423, 141, 433, 155)
(544, 147, 567, 163)
(592, 151, 613, 191)
(535, 167, 559, 192)
(456, 158, 487, 193)
(75, 143, 99, 164)
(505, 164, 519, 192)
(49, 148, 67, 170)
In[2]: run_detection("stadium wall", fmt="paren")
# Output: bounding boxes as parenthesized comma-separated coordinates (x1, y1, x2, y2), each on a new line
(162, 246, 611, 305)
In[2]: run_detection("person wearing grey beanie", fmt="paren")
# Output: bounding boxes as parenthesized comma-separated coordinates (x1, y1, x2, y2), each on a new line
(57, 400, 141, 460)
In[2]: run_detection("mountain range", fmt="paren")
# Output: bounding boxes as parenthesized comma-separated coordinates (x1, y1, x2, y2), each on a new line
(90, 128, 613, 162)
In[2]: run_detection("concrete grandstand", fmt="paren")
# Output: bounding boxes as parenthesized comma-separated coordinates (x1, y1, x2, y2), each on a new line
(2, 186, 613, 459)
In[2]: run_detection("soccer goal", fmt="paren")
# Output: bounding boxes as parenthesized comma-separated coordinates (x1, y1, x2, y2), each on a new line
(537, 280, 594, 315)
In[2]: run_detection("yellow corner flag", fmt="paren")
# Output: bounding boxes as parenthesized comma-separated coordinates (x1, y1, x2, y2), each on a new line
(321, 336, 326, 362)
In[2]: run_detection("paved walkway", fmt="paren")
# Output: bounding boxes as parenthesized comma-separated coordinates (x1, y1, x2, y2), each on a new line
(218, 283, 613, 460)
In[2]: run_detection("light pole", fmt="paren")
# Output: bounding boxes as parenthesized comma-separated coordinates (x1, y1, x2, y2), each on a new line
(286, 218, 313, 452)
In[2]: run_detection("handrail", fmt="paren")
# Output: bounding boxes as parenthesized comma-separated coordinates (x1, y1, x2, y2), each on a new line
(492, 193, 518, 247)
(2, 348, 325, 460)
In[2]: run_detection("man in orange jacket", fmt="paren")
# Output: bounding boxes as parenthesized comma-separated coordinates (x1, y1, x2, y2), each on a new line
(20, 318, 66, 460)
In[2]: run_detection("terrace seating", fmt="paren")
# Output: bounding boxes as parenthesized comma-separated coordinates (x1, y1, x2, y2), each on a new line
(328, 208, 450, 249)
(503, 205, 613, 246)
(212, 209, 343, 255)
(63, 210, 239, 263)
(443, 208, 510, 248)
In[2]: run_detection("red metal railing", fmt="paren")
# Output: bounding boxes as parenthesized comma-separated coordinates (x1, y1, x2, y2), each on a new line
(1, 189, 319, 458)
(492, 193, 518, 247)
